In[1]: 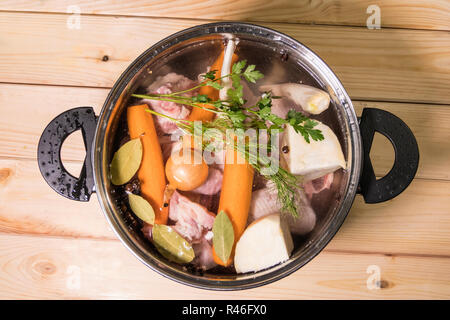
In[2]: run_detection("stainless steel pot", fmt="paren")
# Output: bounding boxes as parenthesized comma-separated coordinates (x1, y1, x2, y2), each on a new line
(37, 22, 419, 290)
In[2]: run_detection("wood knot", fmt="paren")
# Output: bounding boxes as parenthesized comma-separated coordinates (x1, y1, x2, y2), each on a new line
(0, 168, 12, 184)
(34, 261, 57, 275)
(377, 279, 394, 289)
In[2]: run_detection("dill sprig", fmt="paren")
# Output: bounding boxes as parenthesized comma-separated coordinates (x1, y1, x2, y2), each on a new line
(131, 60, 324, 218)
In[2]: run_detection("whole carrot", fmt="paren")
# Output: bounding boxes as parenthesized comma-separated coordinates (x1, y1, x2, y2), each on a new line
(212, 144, 254, 266)
(127, 104, 168, 225)
(188, 51, 238, 122)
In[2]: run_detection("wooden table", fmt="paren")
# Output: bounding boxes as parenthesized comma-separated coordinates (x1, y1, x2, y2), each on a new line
(0, 1, 449, 299)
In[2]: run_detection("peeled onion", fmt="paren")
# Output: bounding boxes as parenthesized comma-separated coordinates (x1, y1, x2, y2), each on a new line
(165, 148, 209, 191)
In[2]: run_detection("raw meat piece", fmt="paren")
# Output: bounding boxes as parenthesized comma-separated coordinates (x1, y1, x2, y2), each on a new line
(141, 73, 197, 134)
(247, 184, 316, 235)
(303, 173, 334, 199)
(192, 167, 223, 195)
(169, 191, 215, 243)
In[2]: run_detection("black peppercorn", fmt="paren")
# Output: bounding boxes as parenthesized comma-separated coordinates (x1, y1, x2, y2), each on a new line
(124, 178, 141, 194)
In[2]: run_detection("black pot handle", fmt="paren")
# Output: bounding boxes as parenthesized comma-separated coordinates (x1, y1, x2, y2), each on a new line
(358, 108, 419, 203)
(37, 107, 97, 201)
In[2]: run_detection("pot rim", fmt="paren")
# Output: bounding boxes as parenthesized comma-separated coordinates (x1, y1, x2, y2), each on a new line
(92, 21, 362, 290)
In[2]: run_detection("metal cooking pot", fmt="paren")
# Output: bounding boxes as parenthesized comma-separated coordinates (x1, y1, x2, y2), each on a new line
(37, 22, 419, 290)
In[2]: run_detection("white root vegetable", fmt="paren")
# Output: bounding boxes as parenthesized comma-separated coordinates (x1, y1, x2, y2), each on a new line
(281, 121, 346, 181)
(234, 213, 294, 273)
(219, 39, 237, 101)
(259, 83, 330, 114)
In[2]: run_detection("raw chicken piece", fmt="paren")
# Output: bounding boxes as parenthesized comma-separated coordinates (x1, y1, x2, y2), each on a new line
(303, 173, 334, 199)
(180, 191, 220, 214)
(247, 184, 316, 235)
(284, 194, 317, 235)
(192, 167, 223, 195)
(169, 191, 215, 243)
(248, 186, 279, 223)
(192, 237, 217, 270)
(158, 134, 181, 163)
(270, 97, 291, 119)
(204, 147, 226, 172)
(252, 171, 268, 191)
(142, 73, 197, 135)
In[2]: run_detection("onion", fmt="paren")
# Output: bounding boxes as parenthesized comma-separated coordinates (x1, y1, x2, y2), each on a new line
(165, 148, 209, 191)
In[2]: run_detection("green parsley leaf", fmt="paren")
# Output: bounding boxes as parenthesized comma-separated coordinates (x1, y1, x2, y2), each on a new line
(243, 64, 264, 83)
(227, 86, 244, 106)
(206, 81, 223, 90)
(286, 110, 325, 143)
(202, 70, 217, 80)
(228, 110, 247, 128)
(232, 60, 246, 74)
(192, 94, 211, 103)
(231, 74, 241, 89)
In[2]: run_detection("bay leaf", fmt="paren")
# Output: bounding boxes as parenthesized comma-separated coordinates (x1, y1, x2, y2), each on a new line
(110, 138, 142, 185)
(212, 210, 235, 264)
(152, 224, 195, 264)
(128, 194, 155, 224)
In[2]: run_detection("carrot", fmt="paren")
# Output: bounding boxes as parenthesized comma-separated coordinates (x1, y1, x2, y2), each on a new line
(212, 143, 254, 266)
(127, 104, 168, 225)
(188, 51, 239, 122)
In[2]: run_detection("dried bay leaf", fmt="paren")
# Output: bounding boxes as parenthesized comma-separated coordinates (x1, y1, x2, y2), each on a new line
(213, 210, 234, 264)
(110, 138, 142, 185)
(152, 224, 195, 264)
(128, 194, 155, 224)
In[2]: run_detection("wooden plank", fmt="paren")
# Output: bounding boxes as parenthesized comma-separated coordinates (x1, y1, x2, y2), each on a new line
(1, 83, 449, 181)
(1, 0, 449, 31)
(0, 84, 107, 162)
(352, 101, 450, 181)
(326, 178, 450, 256)
(0, 13, 449, 104)
(0, 233, 448, 299)
(0, 158, 115, 239)
(1, 158, 449, 256)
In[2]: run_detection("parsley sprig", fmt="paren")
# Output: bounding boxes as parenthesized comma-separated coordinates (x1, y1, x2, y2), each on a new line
(131, 60, 324, 218)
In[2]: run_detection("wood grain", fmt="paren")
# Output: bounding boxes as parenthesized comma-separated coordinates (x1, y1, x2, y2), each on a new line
(0, 159, 115, 240)
(0, 84, 106, 162)
(326, 178, 450, 256)
(1, 158, 449, 256)
(1, 0, 449, 31)
(0, 233, 448, 299)
(0, 4, 449, 299)
(1, 83, 449, 181)
(0, 12, 449, 104)
(352, 101, 450, 181)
